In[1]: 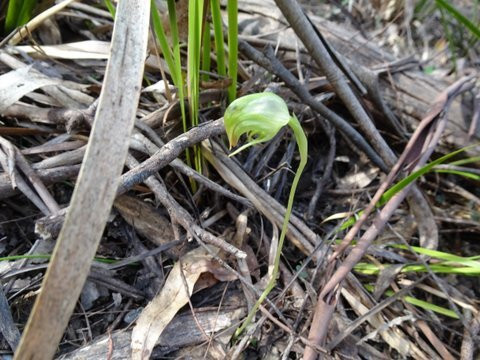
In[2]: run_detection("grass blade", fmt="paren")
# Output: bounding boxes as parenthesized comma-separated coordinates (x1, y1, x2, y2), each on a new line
(202, 20, 212, 81)
(150, 0, 176, 88)
(5, 0, 36, 33)
(435, 0, 480, 40)
(227, 0, 238, 102)
(336, 145, 475, 230)
(211, 0, 226, 76)
(104, 0, 116, 18)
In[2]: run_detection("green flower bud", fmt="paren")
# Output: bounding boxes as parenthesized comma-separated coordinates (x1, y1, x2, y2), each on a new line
(224, 92, 292, 156)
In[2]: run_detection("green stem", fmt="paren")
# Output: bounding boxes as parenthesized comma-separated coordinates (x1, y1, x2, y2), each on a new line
(235, 115, 307, 337)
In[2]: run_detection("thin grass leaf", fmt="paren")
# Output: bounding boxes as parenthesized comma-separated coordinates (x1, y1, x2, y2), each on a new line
(434, 168, 480, 181)
(403, 264, 480, 275)
(435, 0, 480, 40)
(0, 254, 116, 264)
(5, 0, 21, 33)
(403, 295, 459, 318)
(355, 262, 480, 276)
(166, 0, 188, 140)
(0, 254, 51, 262)
(227, 0, 238, 102)
(104, 0, 116, 18)
(186, 0, 205, 177)
(391, 244, 480, 270)
(211, 0, 226, 76)
(166, 0, 182, 91)
(150, 0, 177, 88)
(380, 146, 470, 204)
(336, 146, 475, 230)
(5, 0, 36, 33)
(17, 0, 36, 26)
(201, 20, 211, 82)
(363, 284, 459, 318)
(448, 156, 480, 166)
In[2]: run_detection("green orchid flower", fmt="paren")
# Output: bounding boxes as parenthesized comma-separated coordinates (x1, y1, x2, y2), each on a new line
(224, 92, 292, 156)
(223, 92, 308, 336)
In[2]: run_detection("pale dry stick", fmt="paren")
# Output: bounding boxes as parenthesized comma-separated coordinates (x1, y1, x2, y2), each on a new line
(124, 154, 246, 259)
(129, 127, 252, 207)
(467, 93, 479, 142)
(118, 119, 225, 194)
(0, 148, 50, 215)
(2, 102, 95, 130)
(67, 2, 112, 19)
(14, 149, 60, 213)
(13, 2, 151, 359)
(21, 140, 85, 155)
(233, 212, 255, 311)
(416, 320, 455, 360)
(0, 136, 59, 212)
(0, 165, 80, 200)
(32, 146, 86, 170)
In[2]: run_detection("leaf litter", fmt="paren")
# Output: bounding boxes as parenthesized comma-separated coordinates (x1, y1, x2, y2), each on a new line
(0, 0, 479, 359)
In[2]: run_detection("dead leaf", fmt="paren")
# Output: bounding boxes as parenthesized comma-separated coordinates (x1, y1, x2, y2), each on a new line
(131, 245, 220, 360)
(13, 40, 110, 60)
(0, 66, 59, 113)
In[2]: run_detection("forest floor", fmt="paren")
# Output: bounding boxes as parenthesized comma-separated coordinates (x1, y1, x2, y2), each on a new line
(0, 0, 479, 359)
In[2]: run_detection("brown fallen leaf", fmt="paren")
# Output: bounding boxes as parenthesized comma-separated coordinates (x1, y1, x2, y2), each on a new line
(114, 195, 182, 258)
(131, 245, 220, 360)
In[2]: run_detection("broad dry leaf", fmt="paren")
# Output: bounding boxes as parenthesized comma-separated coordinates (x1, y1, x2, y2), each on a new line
(131, 245, 220, 360)
(0, 66, 59, 112)
(337, 166, 379, 189)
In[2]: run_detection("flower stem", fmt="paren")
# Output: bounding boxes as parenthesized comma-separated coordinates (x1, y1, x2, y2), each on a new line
(235, 114, 307, 337)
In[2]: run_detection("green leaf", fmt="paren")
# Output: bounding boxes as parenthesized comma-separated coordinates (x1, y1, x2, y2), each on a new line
(435, 0, 480, 40)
